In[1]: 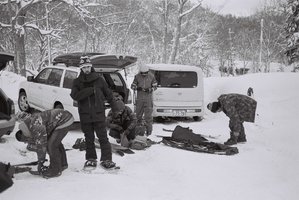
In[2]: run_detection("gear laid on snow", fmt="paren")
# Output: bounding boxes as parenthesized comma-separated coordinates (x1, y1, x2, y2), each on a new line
(160, 125, 239, 155)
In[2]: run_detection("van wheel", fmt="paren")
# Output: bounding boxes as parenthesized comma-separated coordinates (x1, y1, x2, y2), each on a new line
(18, 91, 30, 112)
(193, 116, 202, 121)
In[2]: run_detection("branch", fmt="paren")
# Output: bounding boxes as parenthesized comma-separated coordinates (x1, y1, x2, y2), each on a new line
(180, 1, 202, 18)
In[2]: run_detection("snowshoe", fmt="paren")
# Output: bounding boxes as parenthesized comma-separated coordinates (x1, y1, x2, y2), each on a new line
(83, 159, 97, 171)
(100, 160, 120, 170)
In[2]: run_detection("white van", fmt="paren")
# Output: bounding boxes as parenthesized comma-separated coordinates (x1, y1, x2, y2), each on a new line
(147, 64, 204, 121)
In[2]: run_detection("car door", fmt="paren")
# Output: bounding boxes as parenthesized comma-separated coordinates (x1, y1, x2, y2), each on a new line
(27, 68, 52, 109)
(42, 68, 64, 109)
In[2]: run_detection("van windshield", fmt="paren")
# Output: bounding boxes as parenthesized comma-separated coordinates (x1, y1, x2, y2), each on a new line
(154, 71, 197, 88)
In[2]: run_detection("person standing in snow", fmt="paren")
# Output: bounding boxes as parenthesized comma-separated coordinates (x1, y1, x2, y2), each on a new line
(207, 93, 257, 145)
(106, 97, 137, 145)
(131, 63, 157, 136)
(0, 162, 14, 193)
(70, 56, 117, 169)
(15, 109, 74, 178)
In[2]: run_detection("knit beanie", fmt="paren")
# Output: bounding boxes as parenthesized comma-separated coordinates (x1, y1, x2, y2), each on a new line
(207, 101, 221, 113)
(111, 99, 125, 114)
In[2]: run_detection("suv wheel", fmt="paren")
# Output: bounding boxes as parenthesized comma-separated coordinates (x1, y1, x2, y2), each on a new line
(18, 91, 30, 112)
(54, 103, 64, 109)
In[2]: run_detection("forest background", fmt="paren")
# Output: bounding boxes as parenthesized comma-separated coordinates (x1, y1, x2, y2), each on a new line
(0, 0, 296, 77)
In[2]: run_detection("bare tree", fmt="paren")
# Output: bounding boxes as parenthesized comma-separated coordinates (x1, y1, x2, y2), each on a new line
(168, 0, 202, 63)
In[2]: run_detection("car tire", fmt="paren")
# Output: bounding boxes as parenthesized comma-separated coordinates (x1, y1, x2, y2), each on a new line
(193, 116, 202, 122)
(18, 91, 30, 112)
(54, 103, 64, 109)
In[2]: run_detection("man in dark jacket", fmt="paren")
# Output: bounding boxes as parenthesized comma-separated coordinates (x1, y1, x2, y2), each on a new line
(106, 98, 137, 145)
(207, 93, 257, 145)
(15, 109, 74, 178)
(70, 56, 116, 169)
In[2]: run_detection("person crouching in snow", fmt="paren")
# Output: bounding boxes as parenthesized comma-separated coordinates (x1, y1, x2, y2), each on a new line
(15, 109, 74, 178)
(207, 93, 257, 146)
(106, 98, 137, 146)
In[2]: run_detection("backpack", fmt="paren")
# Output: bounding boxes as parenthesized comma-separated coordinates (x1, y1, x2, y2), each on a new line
(130, 135, 153, 150)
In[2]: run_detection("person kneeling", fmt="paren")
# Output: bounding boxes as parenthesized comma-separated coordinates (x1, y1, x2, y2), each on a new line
(106, 99, 137, 147)
(15, 109, 74, 178)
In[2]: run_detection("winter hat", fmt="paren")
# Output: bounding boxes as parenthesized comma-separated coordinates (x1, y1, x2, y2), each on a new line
(207, 101, 221, 113)
(139, 64, 149, 73)
(79, 56, 92, 69)
(18, 122, 31, 137)
(111, 99, 125, 114)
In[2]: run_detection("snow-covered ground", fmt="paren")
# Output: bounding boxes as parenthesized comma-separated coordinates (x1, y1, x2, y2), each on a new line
(0, 71, 298, 200)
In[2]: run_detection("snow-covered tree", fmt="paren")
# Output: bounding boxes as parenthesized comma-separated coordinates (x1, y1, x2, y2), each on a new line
(285, 0, 299, 64)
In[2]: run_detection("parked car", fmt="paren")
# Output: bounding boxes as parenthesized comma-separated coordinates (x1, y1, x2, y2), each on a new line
(18, 52, 137, 122)
(0, 52, 16, 138)
(147, 63, 204, 121)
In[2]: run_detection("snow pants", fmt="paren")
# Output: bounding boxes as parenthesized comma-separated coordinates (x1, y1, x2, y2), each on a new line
(135, 98, 153, 135)
(81, 121, 112, 161)
(47, 126, 69, 174)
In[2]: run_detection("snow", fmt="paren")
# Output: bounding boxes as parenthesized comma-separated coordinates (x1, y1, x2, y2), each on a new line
(0, 70, 299, 200)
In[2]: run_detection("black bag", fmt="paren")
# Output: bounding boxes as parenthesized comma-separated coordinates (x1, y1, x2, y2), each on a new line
(0, 162, 13, 193)
(172, 125, 208, 144)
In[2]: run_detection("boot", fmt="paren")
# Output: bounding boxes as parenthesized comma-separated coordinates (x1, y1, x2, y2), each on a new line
(224, 132, 238, 146)
(237, 134, 247, 143)
(42, 169, 62, 179)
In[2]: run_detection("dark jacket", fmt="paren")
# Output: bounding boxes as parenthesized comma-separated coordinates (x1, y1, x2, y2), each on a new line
(218, 93, 257, 132)
(70, 69, 114, 123)
(0, 162, 13, 193)
(23, 109, 74, 162)
(106, 106, 137, 132)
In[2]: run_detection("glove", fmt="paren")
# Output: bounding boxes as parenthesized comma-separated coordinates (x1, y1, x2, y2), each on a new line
(123, 129, 130, 136)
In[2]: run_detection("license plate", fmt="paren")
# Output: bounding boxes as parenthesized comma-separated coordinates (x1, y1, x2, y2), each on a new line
(173, 110, 186, 116)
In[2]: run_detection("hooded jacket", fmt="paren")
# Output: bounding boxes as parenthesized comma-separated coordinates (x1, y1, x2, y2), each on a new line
(218, 93, 257, 132)
(70, 68, 114, 123)
(22, 109, 74, 161)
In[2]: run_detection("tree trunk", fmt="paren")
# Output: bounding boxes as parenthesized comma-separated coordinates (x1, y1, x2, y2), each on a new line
(168, 5, 183, 64)
(14, 11, 26, 77)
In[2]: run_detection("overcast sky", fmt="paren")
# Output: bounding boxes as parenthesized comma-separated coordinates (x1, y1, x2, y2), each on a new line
(200, 0, 263, 16)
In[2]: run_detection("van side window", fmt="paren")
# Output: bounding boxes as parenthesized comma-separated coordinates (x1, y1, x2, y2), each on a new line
(154, 71, 198, 88)
(63, 70, 78, 89)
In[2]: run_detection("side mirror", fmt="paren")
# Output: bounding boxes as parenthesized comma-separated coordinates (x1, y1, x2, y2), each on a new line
(27, 76, 34, 82)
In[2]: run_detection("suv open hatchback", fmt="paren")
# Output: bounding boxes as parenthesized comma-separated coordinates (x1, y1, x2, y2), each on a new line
(0, 52, 16, 139)
(18, 52, 137, 121)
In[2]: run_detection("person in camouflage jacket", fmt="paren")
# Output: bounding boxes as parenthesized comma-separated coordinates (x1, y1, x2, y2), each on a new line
(15, 109, 74, 178)
(207, 93, 257, 145)
(106, 98, 137, 144)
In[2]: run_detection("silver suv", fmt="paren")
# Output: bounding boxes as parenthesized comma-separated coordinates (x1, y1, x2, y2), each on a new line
(0, 52, 16, 138)
(18, 52, 137, 121)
